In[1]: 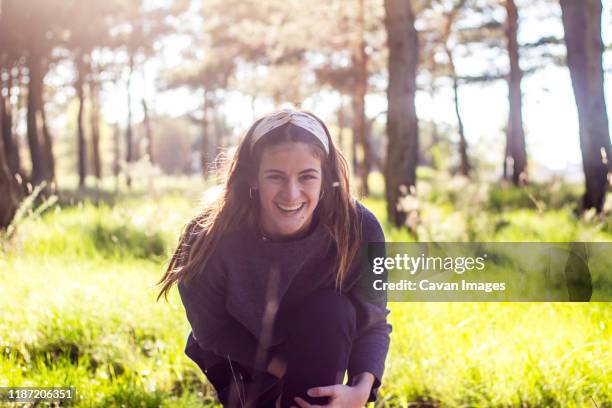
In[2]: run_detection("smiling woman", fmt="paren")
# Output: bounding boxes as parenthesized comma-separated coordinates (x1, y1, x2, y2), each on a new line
(255, 140, 323, 240)
(157, 109, 391, 408)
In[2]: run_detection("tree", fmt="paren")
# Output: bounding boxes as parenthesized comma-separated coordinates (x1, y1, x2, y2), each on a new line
(113, 0, 188, 186)
(503, 0, 527, 185)
(0, 2, 19, 223)
(351, 0, 372, 195)
(0, 9, 25, 190)
(0, 139, 19, 229)
(422, 0, 535, 182)
(0, 72, 21, 185)
(25, 52, 49, 187)
(16, 0, 63, 189)
(419, 0, 476, 176)
(62, 1, 115, 187)
(165, 0, 315, 176)
(75, 53, 88, 187)
(89, 64, 103, 180)
(560, 0, 611, 212)
(314, 67, 355, 164)
(311, 0, 387, 195)
(141, 97, 153, 165)
(161, 45, 234, 178)
(384, 0, 420, 227)
(440, 0, 470, 176)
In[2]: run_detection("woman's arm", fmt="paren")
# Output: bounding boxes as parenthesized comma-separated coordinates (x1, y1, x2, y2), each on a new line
(173, 221, 274, 371)
(346, 300, 391, 402)
(176, 226, 275, 372)
(345, 203, 392, 402)
(351, 372, 375, 397)
(178, 269, 274, 371)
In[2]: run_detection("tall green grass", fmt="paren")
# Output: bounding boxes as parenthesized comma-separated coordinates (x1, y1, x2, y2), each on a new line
(1, 176, 610, 407)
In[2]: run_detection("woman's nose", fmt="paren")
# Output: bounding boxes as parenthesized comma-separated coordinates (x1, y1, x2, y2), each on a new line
(283, 180, 301, 201)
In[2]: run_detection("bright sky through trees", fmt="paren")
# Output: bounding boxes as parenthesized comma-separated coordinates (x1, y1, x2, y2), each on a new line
(67, 0, 612, 181)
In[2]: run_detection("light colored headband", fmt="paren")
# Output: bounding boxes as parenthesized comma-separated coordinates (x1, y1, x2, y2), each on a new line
(250, 109, 330, 155)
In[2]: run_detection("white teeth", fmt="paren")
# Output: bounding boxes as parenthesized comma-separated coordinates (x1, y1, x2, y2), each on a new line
(276, 203, 304, 211)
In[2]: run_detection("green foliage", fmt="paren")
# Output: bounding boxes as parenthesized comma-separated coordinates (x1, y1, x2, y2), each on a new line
(383, 303, 611, 407)
(89, 219, 166, 260)
(365, 171, 612, 243)
(1, 176, 610, 407)
(487, 180, 582, 212)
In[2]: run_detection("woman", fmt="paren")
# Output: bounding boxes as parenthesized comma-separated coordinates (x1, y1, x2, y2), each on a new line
(158, 109, 391, 407)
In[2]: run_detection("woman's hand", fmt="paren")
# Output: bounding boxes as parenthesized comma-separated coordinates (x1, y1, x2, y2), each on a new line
(291, 373, 374, 408)
(292, 383, 370, 408)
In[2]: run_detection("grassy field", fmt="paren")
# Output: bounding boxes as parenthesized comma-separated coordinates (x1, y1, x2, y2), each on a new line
(1, 175, 611, 407)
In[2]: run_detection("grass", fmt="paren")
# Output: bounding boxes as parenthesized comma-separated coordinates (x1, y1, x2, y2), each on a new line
(1, 175, 611, 407)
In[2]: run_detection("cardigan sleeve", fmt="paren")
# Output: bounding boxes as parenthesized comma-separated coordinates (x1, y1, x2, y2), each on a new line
(176, 222, 273, 372)
(346, 204, 392, 402)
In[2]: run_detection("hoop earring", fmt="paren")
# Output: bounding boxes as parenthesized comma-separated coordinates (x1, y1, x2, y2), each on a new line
(319, 189, 325, 201)
(249, 187, 255, 200)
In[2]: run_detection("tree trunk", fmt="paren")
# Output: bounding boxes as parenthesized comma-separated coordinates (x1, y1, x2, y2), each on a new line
(113, 122, 120, 189)
(201, 90, 210, 179)
(445, 46, 470, 176)
(504, 0, 527, 186)
(126, 53, 134, 187)
(26, 54, 48, 187)
(1, 70, 23, 187)
(366, 117, 382, 170)
(76, 53, 88, 188)
(384, 0, 419, 227)
(39, 93, 55, 186)
(13, 69, 29, 195)
(337, 93, 345, 153)
(141, 98, 154, 164)
(453, 77, 469, 176)
(89, 73, 102, 180)
(428, 86, 441, 169)
(0, 139, 19, 229)
(212, 96, 225, 153)
(352, 0, 370, 196)
(503, 133, 509, 179)
(560, 0, 611, 212)
(351, 130, 358, 177)
(441, 1, 469, 177)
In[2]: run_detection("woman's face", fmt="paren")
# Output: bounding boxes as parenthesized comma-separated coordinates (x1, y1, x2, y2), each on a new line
(254, 142, 323, 239)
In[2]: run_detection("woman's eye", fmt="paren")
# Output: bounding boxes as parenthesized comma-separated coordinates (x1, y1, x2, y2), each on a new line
(301, 175, 317, 181)
(266, 175, 284, 181)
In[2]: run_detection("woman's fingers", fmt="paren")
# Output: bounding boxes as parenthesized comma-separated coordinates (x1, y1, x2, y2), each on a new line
(293, 396, 322, 408)
(307, 385, 338, 397)
(295, 385, 341, 407)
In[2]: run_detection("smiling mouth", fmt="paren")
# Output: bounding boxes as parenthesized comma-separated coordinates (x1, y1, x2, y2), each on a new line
(275, 202, 305, 213)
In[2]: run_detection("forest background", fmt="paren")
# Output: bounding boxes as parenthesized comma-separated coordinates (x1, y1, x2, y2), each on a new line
(0, 0, 611, 406)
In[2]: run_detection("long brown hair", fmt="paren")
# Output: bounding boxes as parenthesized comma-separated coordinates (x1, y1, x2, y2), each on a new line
(157, 110, 361, 300)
